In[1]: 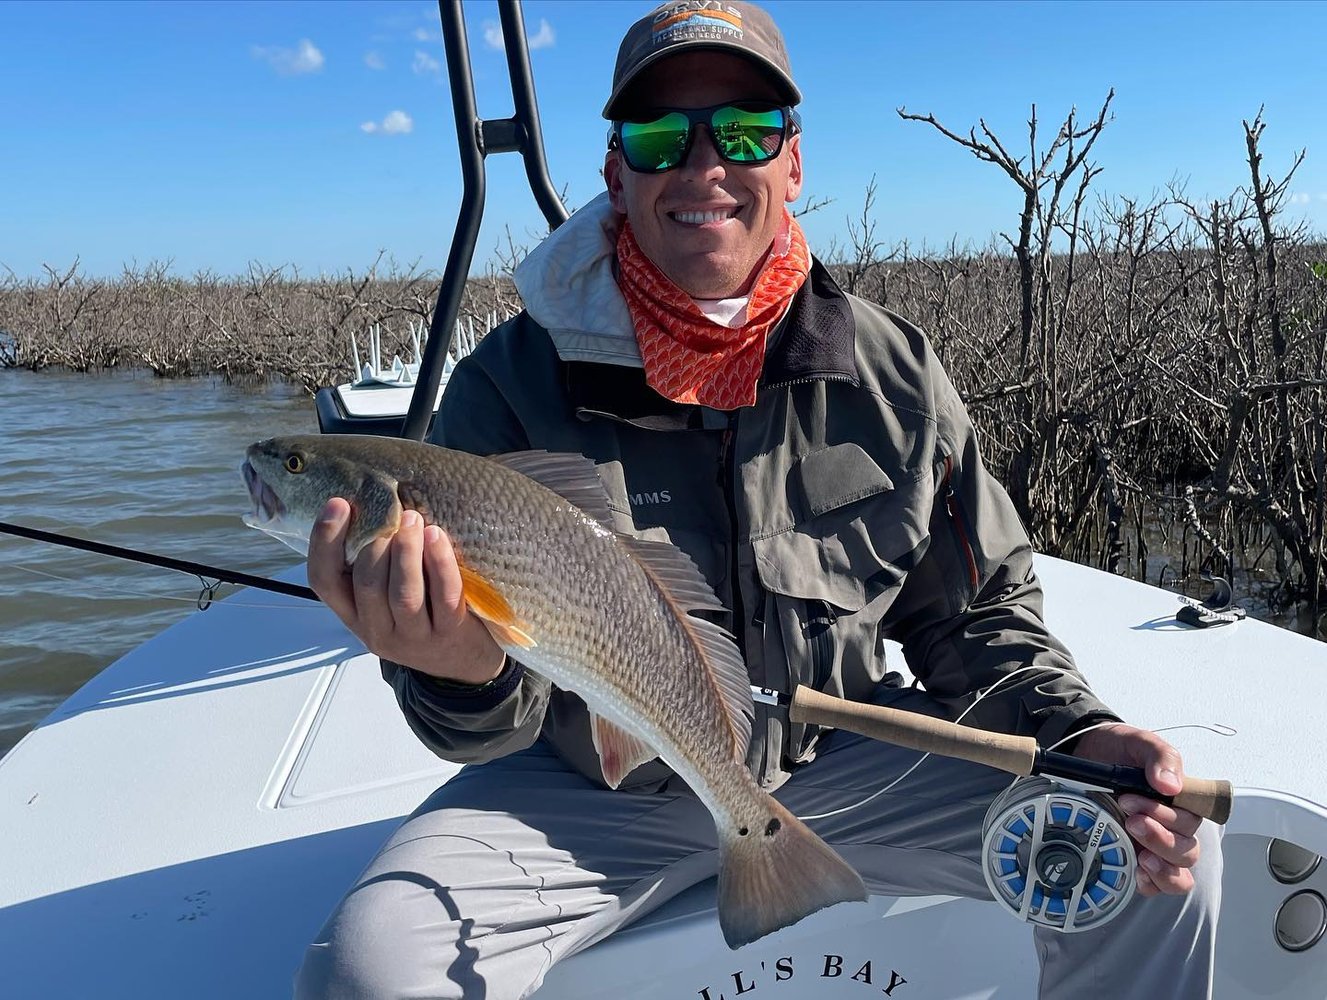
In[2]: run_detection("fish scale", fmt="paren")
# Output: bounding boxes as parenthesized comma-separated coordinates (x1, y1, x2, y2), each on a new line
(243, 433, 867, 947)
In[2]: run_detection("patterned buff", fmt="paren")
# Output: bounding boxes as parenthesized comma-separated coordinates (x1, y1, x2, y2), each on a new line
(616, 213, 811, 410)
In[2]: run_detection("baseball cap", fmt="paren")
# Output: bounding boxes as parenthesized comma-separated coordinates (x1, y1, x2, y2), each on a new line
(603, 1, 801, 120)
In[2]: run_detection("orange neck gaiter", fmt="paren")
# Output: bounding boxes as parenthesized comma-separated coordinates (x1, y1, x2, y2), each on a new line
(616, 213, 811, 410)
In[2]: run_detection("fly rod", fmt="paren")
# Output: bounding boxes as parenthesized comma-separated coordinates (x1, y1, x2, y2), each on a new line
(0, 520, 318, 603)
(788, 685, 1233, 823)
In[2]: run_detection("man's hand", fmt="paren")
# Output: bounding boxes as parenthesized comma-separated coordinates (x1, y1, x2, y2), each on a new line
(1072, 723, 1202, 898)
(306, 498, 506, 684)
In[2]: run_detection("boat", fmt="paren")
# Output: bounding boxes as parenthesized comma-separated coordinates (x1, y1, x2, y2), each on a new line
(2, 3, 1326, 997)
(312, 316, 494, 437)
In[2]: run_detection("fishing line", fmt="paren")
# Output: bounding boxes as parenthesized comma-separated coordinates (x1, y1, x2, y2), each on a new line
(0, 519, 318, 602)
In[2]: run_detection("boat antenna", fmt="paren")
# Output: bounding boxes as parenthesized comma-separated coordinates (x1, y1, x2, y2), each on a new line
(401, 0, 569, 442)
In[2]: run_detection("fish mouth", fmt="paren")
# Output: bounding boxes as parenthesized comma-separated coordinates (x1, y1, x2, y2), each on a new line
(241, 459, 286, 525)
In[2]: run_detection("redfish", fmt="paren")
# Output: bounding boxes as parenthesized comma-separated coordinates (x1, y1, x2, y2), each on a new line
(242, 433, 866, 948)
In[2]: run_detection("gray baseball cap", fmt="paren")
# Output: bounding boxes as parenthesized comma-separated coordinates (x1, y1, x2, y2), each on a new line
(603, 1, 801, 120)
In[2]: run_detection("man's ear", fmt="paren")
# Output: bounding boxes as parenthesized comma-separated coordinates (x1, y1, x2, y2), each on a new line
(604, 151, 628, 214)
(783, 133, 804, 204)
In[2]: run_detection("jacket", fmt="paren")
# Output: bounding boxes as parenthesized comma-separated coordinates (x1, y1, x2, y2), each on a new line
(383, 193, 1121, 790)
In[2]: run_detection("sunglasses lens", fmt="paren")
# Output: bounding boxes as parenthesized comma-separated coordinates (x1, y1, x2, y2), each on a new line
(711, 105, 786, 163)
(615, 105, 789, 173)
(619, 112, 692, 171)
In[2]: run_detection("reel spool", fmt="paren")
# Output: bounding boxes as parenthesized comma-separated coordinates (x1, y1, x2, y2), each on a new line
(982, 777, 1137, 933)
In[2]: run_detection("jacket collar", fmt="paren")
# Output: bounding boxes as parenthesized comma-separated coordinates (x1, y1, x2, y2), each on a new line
(761, 257, 860, 390)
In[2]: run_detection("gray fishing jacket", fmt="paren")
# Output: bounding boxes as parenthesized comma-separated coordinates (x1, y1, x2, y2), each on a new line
(383, 193, 1121, 791)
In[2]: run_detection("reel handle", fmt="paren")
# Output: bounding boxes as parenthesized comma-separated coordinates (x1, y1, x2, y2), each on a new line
(789, 687, 1233, 823)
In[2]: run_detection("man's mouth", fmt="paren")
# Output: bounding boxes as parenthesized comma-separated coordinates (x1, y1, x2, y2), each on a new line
(669, 207, 741, 225)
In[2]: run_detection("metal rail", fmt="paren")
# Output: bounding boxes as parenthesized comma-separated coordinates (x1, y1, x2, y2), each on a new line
(401, 0, 568, 442)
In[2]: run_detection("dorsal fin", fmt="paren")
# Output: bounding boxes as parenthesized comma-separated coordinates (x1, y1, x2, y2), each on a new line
(620, 535, 753, 758)
(491, 450, 614, 526)
(619, 536, 726, 613)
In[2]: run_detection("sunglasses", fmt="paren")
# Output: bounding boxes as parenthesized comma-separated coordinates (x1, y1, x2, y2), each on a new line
(608, 102, 800, 174)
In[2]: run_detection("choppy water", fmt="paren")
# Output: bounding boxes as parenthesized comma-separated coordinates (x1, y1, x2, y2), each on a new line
(0, 369, 316, 756)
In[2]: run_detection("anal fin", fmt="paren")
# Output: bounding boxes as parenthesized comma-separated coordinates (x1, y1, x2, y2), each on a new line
(457, 564, 537, 649)
(590, 713, 657, 789)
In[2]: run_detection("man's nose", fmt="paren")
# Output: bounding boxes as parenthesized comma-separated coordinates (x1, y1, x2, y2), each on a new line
(678, 124, 726, 178)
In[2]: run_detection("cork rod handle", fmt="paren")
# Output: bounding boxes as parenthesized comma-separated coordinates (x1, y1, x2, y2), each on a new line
(789, 686, 1039, 776)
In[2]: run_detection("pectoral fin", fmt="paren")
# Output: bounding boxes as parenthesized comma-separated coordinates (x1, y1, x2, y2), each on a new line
(457, 564, 537, 650)
(590, 713, 656, 789)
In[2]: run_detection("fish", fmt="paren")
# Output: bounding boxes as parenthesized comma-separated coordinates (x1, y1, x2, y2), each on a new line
(241, 433, 867, 949)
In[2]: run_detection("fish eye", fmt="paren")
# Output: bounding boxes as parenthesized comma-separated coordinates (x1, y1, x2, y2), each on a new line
(284, 453, 306, 474)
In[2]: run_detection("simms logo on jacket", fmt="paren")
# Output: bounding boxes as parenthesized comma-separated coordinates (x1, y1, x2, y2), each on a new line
(629, 490, 672, 506)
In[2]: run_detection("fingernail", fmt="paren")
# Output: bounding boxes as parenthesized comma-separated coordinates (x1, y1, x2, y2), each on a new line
(1127, 814, 1148, 838)
(1142, 853, 1164, 874)
(401, 510, 419, 529)
(424, 525, 442, 544)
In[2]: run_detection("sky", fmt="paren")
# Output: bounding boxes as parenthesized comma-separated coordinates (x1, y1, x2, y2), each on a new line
(2, 0, 1325, 281)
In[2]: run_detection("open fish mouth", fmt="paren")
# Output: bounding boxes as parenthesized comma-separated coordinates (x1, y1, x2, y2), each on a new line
(241, 460, 285, 525)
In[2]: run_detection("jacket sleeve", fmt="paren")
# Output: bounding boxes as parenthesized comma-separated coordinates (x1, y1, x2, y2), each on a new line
(378, 336, 553, 764)
(883, 344, 1122, 750)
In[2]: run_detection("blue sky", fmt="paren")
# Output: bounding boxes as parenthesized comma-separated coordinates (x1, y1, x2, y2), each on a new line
(2, 0, 1324, 280)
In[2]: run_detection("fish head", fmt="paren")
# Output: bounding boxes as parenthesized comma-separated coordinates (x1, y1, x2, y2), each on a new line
(241, 435, 403, 562)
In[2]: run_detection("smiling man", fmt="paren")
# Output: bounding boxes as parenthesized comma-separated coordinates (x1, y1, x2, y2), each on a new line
(296, 3, 1220, 998)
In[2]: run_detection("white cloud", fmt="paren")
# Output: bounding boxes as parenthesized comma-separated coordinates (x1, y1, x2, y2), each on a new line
(252, 38, 324, 75)
(361, 110, 414, 136)
(528, 18, 556, 50)
(413, 26, 435, 42)
(1290, 192, 1312, 206)
(364, 50, 385, 70)
(482, 17, 555, 51)
(412, 50, 441, 76)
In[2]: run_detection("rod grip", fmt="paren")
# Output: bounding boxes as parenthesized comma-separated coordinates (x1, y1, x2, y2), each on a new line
(1172, 778, 1234, 825)
(789, 686, 1038, 777)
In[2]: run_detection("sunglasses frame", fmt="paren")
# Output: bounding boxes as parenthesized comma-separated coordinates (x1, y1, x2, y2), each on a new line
(607, 101, 802, 174)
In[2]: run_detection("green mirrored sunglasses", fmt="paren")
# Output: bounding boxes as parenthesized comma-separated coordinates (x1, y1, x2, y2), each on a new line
(608, 102, 800, 174)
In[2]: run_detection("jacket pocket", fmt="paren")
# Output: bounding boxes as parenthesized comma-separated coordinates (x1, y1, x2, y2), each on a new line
(749, 447, 932, 763)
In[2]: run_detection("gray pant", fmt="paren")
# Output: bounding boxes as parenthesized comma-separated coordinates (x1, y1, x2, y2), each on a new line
(296, 695, 1222, 1000)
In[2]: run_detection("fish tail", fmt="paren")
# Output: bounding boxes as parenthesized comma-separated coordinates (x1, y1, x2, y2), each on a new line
(716, 796, 867, 949)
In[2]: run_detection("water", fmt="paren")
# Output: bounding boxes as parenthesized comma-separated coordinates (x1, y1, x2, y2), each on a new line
(0, 369, 317, 756)
(1, 368, 1319, 759)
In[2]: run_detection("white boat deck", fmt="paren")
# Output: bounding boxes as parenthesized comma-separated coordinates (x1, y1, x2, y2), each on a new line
(2, 556, 1325, 998)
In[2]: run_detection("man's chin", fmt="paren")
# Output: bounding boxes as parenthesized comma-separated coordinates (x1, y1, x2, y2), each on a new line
(661, 253, 758, 299)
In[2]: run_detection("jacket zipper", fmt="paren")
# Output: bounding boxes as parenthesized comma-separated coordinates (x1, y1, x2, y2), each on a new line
(944, 455, 980, 590)
(719, 423, 746, 658)
(806, 599, 836, 688)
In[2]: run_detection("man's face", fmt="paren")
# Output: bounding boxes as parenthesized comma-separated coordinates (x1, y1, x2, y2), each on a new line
(604, 51, 803, 299)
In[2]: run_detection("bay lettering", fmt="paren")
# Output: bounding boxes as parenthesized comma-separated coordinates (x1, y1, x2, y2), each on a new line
(775, 957, 794, 982)
(822, 954, 843, 978)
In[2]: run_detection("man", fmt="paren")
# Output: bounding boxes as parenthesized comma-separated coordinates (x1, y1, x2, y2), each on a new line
(296, 3, 1219, 997)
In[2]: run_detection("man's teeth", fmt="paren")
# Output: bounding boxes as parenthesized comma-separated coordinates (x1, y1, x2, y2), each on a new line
(673, 209, 736, 225)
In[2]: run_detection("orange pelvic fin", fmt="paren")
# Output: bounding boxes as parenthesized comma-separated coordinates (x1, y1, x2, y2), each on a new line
(457, 564, 537, 649)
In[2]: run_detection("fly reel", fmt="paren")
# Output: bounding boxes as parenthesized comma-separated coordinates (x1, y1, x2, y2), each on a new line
(982, 777, 1137, 932)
